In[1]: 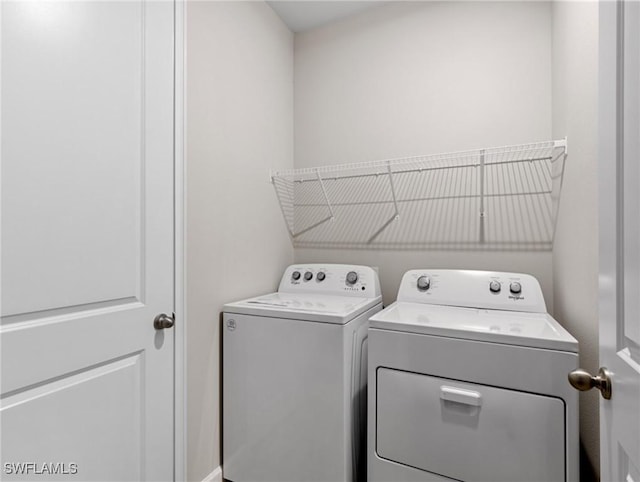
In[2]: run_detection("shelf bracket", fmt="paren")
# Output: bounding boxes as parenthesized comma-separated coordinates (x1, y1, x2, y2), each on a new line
(292, 215, 333, 239)
(316, 169, 335, 219)
(387, 162, 400, 219)
(271, 176, 294, 238)
(290, 169, 334, 239)
(479, 149, 486, 244)
(367, 162, 400, 244)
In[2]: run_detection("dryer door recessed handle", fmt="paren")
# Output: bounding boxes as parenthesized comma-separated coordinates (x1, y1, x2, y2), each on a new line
(440, 386, 483, 406)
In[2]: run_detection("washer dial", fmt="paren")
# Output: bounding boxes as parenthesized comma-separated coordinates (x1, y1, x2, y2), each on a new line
(346, 271, 359, 285)
(489, 280, 501, 293)
(416, 276, 431, 291)
(304, 271, 313, 281)
(510, 282, 522, 294)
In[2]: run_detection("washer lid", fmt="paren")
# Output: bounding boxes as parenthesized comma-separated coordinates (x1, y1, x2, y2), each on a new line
(223, 292, 382, 325)
(369, 302, 578, 352)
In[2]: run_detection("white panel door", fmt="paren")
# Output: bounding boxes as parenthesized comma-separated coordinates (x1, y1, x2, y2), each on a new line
(599, 1, 640, 481)
(0, 1, 176, 480)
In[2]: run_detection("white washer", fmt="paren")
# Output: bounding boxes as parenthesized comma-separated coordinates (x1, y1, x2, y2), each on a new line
(368, 269, 579, 482)
(223, 264, 382, 482)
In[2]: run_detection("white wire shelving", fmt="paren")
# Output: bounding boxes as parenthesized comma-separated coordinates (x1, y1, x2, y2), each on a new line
(271, 139, 567, 251)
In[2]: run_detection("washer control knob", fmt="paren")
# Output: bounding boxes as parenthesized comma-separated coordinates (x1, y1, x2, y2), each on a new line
(346, 271, 359, 285)
(510, 282, 522, 294)
(416, 276, 431, 291)
(317, 272, 326, 282)
(304, 271, 313, 281)
(292, 271, 301, 281)
(489, 280, 501, 293)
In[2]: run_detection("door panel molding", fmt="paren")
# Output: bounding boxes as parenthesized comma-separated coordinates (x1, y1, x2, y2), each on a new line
(1, 298, 143, 327)
(1, 351, 143, 404)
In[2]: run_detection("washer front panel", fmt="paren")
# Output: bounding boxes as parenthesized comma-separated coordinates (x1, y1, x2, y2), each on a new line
(224, 304, 379, 482)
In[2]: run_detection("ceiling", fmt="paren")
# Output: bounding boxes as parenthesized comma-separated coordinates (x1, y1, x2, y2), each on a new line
(266, 1, 385, 32)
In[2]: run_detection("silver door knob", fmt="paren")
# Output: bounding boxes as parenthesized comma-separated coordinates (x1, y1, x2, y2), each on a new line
(154, 313, 175, 330)
(568, 367, 612, 400)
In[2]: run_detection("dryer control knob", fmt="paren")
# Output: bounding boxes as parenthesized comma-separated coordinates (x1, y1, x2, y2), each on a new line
(316, 272, 326, 282)
(292, 271, 301, 281)
(489, 280, 501, 293)
(417, 276, 431, 291)
(510, 282, 522, 294)
(304, 271, 313, 281)
(346, 271, 359, 285)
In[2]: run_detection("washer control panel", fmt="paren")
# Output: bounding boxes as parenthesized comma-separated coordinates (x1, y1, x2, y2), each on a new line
(397, 269, 546, 313)
(279, 264, 381, 298)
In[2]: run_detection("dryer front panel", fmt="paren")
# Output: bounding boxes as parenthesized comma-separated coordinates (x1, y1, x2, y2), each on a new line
(376, 368, 565, 482)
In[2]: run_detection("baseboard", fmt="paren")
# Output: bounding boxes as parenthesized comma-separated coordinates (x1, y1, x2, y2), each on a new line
(201, 466, 223, 482)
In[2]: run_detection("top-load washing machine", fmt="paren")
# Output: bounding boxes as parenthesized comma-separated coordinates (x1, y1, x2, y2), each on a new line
(368, 269, 579, 482)
(223, 264, 382, 482)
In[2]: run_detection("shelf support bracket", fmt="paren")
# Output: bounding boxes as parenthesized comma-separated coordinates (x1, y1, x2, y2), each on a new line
(387, 162, 400, 219)
(292, 215, 333, 239)
(290, 169, 334, 239)
(271, 176, 294, 238)
(367, 162, 400, 244)
(316, 169, 335, 219)
(479, 149, 486, 244)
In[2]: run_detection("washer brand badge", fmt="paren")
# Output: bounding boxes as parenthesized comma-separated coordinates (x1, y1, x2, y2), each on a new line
(227, 319, 237, 331)
(509, 295, 525, 301)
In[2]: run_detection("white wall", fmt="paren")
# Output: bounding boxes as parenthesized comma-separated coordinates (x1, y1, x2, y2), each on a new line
(551, 2, 600, 480)
(293, 1, 555, 307)
(186, 3, 294, 480)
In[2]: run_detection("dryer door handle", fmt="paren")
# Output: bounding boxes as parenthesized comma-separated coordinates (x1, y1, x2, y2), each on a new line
(440, 386, 483, 406)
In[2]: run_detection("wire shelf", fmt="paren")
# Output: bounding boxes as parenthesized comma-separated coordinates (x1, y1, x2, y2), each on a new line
(271, 139, 567, 251)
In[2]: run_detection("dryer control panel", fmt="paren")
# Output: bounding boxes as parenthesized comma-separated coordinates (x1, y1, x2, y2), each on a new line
(279, 264, 381, 298)
(397, 269, 546, 313)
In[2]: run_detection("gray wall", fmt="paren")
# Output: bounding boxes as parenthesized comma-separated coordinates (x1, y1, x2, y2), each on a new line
(186, 3, 294, 480)
(551, 2, 600, 480)
(293, 1, 555, 307)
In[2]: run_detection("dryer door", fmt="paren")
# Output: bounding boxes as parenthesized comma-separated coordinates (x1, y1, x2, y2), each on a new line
(376, 368, 565, 482)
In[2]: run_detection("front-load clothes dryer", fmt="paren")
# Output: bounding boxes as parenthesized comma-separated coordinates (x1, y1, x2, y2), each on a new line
(223, 264, 382, 482)
(368, 269, 579, 482)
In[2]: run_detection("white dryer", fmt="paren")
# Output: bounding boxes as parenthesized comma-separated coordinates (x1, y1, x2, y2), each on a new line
(223, 264, 382, 482)
(368, 269, 579, 482)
